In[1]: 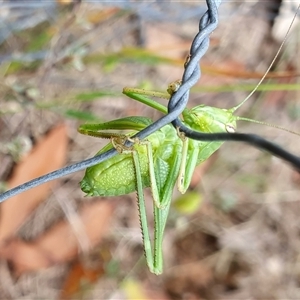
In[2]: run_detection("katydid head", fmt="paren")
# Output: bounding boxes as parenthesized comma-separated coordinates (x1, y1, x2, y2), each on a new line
(182, 105, 237, 134)
(182, 100, 300, 137)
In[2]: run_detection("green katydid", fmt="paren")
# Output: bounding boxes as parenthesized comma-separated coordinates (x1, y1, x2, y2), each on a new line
(78, 81, 299, 275)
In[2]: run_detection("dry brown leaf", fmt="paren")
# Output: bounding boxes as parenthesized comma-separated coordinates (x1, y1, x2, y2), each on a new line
(0, 124, 68, 243)
(0, 200, 115, 275)
(59, 259, 105, 300)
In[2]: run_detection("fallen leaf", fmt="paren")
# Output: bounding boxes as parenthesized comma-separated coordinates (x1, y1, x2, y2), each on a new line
(0, 200, 115, 275)
(0, 124, 68, 243)
(59, 259, 105, 300)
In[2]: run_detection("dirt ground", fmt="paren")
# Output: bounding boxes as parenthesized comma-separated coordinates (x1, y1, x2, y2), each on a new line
(0, 1, 300, 299)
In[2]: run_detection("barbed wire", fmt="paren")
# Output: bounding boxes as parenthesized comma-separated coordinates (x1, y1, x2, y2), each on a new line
(0, 0, 299, 204)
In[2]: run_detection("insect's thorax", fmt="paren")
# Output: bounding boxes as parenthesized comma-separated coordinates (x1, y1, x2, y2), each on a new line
(182, 105, 237, 133)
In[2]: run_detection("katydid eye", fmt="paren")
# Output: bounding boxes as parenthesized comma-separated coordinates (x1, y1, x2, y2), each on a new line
(226, 124, 235, 133)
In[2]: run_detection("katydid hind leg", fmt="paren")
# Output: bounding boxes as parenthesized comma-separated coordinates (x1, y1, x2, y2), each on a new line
(155, 143, 183, 209)
(152, 144, 182, 273)
(131, 150, 155, 273)
(153, 199, 172, 274)
(143, 141, 182, 273)
(146, 141, 162, 210)
(131, 140, 180, 274)
(146, 140, 182, 209)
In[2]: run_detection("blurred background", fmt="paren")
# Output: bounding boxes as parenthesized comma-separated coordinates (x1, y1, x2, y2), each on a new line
(0, 0, 300, 299)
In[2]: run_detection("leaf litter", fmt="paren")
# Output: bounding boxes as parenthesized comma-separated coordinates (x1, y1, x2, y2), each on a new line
(0, 1, 300, 299)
